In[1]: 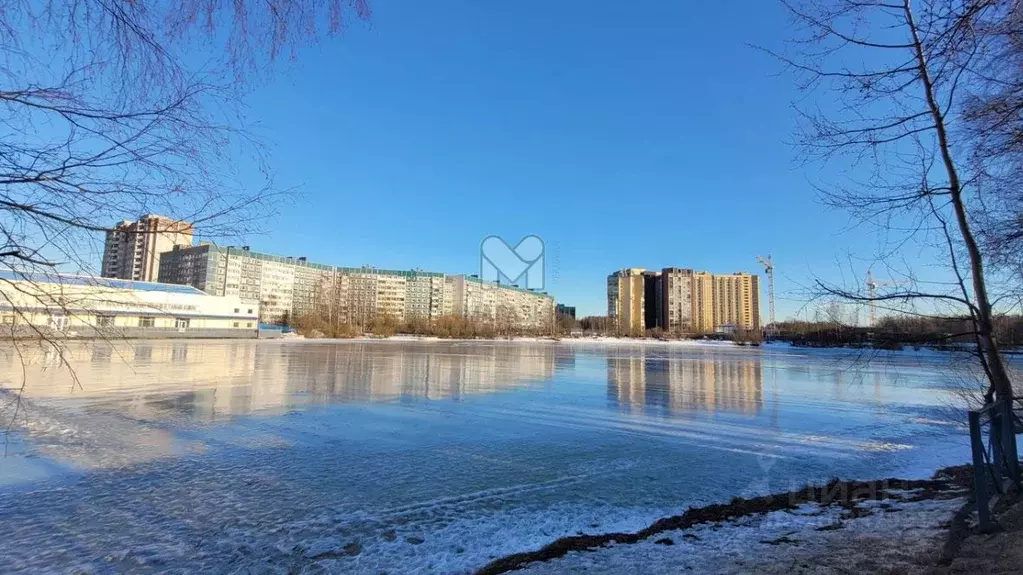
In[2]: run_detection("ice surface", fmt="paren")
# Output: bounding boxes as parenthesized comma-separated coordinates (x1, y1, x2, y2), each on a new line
(0, 340, 989, 573)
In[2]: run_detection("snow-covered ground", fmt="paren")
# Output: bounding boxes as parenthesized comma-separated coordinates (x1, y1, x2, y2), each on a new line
(515, 493, 965, 574)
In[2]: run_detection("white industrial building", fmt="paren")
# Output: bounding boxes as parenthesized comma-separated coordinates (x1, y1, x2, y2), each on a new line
(0, 271, 258, 338)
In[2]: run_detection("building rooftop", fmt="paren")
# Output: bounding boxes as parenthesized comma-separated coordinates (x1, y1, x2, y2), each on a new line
(165, 245, 555, 295)
(169, 244, 450, 279)
(0, 270, 207, 295)
(456, 274, 553, 298)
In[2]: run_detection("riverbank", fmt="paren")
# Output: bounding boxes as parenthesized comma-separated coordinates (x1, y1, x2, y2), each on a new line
(475, 467, 974, 575)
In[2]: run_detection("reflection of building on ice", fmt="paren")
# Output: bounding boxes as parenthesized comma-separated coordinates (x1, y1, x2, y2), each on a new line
(0, 341, 562, 476)
(0, 340, 288, 419)
(607, 352, 763, 415)
(297, 342, 557, 401)
(0, 341, 561, 424)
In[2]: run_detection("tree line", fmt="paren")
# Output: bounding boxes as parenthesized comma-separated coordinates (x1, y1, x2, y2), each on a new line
(291, 310, 557, 339)
(774, 0, 1023, 401)
(773, 315, 1023, 350)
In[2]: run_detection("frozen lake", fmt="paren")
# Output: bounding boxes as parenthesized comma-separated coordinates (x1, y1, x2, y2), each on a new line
(0, 339, 979, 573)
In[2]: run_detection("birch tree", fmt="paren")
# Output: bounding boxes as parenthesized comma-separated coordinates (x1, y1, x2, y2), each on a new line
(776, 0, 1019, 400)
(0, 0, 370, 274)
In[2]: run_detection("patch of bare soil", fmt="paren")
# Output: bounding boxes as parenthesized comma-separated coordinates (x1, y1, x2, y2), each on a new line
(930, 488, 1023, 575)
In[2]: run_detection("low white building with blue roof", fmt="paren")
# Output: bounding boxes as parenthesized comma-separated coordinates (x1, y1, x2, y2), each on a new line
(0, 270, 259, 339)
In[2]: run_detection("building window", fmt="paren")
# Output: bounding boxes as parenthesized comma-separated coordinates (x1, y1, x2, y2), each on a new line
(233, 322, 240, 328)
(174, 318, 190, 329)
(138, 316, 155, 328)
(1, 315, 14, 325)
(247, 308, 253, 314)
(234, 308, 240, 313)
(96, 315, 115, 327)
(246, 322, 252, 328)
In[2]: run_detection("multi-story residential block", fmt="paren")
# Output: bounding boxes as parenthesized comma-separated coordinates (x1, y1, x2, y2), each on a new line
(159, 244, 308, 323)
(711, 272, 760, 331)
(555, 304, 576, 319)
(376, 273, 406, 320)
(159, 246, 533, 329)
(405, 273, 446, 319)
(258, 258, 297, 323)
(660, 268, 694, 334)
(608, 266, 760, 334)
(691, 271, 715, 333)
(343, 270, 378, 326)
(102, 215, 193, 282)
(643, 270, 663, 330)
(606, 274, 620, 328)
(292, 258, 328, 318)
(607, 268, 646, 333)
(445, 275, 554, 330)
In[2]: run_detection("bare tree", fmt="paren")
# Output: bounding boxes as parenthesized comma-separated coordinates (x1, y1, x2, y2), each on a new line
(773, 0, 1018, 400)
(0, 1, 369, 432)
(961, 4, 1023, 271)
(0, 1, 371, 277)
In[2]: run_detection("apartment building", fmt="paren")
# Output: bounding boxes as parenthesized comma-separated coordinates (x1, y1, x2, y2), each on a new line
(159, 246, 529, 328)
(375, 273, 406, 320)
(446, 275, 554, 330)
(692, 271, 715, 333)
(159, 245, 315, 323)
(607, 266, 759, 334)
(607, 268, 646, 333)
(102, 215, 193, 282)
(643, 270, 663, 329)
(555, 304, 576, 319)
(712, 272, 760, 331)
(405, 273, 446, 319)
(660, 268, 694, 333)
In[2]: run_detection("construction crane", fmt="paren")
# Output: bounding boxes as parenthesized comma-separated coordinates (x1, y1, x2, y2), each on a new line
(756, 255, 775, 326)
(865, 270, 908, 327)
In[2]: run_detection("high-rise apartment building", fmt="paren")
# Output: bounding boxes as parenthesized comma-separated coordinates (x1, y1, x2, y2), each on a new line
(692, 271, 715, 333)
(643, 270, 663, 330)
(711, 272, 760, 331)
(607, 268, 646, 334)
(607, 266, 760, 334)
(102, 215, 193, 282)
(660, 268, 694, 333)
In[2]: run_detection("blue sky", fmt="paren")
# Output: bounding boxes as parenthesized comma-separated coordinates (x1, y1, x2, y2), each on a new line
(234, 0, 886, 318)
